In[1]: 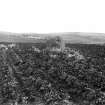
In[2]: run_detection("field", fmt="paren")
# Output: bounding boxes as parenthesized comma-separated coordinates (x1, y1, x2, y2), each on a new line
(0, 42, 105, 105)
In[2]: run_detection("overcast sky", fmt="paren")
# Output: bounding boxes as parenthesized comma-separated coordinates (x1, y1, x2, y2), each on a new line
(0, 0, 105, 34)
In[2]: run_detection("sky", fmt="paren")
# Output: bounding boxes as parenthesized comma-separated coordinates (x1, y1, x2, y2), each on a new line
(0, 0, 105, 34)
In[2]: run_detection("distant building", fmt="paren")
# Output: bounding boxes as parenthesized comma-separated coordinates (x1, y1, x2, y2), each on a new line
(50, 47, 61, 52)
(32, 46, 40, 52)
(8, 44, 16, 48)
(64, 47, 84, 60)
(0, 44, 8, 50)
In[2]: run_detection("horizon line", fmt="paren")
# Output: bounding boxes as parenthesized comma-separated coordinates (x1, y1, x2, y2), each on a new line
(0, 31, 105, 36)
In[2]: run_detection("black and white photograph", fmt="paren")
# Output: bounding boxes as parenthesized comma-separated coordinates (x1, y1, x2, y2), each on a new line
(0, 0, 105, 105)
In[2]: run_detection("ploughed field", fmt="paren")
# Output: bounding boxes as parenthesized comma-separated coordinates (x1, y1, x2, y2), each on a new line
(0, 43, 105, 105)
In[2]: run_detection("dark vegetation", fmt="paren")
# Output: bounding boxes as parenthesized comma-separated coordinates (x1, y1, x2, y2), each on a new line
(0, 42, 105, 105)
